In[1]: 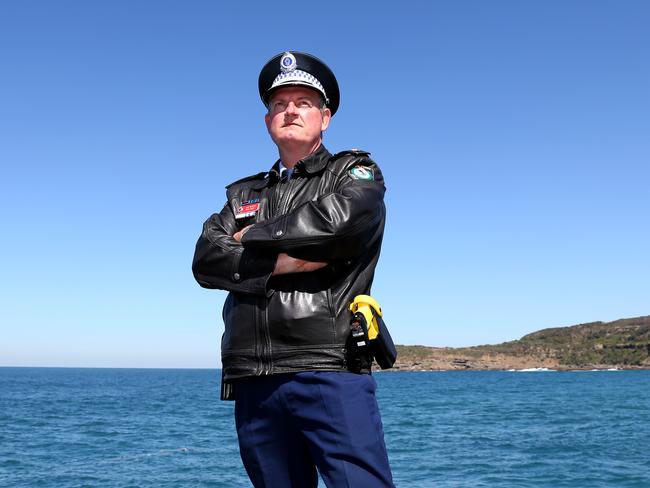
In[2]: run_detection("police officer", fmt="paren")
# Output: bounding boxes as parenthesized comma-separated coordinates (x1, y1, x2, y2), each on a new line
(193, 51, 394, 487)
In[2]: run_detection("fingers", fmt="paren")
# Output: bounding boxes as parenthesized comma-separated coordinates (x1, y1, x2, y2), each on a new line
(298, 260, 327, 272)
(233, 224, 253, 242)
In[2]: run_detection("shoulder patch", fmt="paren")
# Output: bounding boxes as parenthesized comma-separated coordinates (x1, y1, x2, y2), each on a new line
(349, 165, 375, 181)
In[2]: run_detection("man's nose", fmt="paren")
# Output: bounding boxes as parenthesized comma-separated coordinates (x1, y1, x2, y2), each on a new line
(284, 101, 298, 114)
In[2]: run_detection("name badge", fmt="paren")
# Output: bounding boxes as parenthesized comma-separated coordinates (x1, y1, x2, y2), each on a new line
(235, 199, 260, 219)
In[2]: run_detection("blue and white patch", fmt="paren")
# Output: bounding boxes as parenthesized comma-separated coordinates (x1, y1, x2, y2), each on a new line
(349, 166, 374, 181)
(280, 52, 297, 73)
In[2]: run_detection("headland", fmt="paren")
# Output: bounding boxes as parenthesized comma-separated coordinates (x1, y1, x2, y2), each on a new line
(393, 315, 650, 371)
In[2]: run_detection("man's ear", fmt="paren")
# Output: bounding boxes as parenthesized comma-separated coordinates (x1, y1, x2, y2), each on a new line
(320, 108, 331, 132)
(264, 112, 271, 131)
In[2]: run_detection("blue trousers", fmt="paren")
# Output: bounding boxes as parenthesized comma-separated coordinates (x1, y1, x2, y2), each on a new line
(234, 371, 394, 488)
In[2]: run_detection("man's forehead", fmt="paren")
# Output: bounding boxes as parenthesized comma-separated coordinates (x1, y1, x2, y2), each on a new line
(268, 86, 322, 102)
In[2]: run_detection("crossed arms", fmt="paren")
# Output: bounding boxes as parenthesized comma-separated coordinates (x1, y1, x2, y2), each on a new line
(192, 168, 385, 296)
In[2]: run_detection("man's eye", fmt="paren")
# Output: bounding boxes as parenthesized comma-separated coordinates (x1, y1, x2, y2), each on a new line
(273, 102, 287, 111)
(297, 100, 311, 108)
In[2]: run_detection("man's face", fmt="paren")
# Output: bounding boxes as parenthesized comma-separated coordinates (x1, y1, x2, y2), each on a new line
(265, 86, 331, 150)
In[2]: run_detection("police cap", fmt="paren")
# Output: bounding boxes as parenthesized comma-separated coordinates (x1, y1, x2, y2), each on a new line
(258, 51, 340, 116)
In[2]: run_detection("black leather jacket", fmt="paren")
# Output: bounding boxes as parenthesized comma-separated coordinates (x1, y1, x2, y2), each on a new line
(192, 145, 386, 381)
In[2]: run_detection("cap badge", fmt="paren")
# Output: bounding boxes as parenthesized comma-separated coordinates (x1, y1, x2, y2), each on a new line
(280, 52, 297, 73)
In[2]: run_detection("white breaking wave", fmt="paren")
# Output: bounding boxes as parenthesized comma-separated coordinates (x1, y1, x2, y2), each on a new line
(515, 367, 555, 372)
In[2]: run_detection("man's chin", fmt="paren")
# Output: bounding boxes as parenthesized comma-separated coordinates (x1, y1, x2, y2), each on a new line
(276, 135, 308, 145)
(272, 132, 321, 151)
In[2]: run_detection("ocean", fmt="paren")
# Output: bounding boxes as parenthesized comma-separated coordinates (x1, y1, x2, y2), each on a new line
(1, 368, 649, 487)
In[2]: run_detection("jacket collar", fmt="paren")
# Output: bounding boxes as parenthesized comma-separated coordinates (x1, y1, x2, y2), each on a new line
(268, 144, 332, 183)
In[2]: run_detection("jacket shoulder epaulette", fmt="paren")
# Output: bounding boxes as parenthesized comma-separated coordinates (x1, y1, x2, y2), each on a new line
(225, 171, 267, 189)
(331, 148, 371, 159)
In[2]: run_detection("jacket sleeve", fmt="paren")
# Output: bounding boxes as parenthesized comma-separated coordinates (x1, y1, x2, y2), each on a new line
(240, 161, 386, 261)
(192, 201, 277, 295)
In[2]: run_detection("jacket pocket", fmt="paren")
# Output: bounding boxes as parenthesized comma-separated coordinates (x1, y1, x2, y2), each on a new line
(221, 293, 257, 352)
(267, 290, 336, 348)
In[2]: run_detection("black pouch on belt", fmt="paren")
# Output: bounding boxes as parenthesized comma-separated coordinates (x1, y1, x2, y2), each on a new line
(347, 296, 397, 371)
(372, 315, 397, 369)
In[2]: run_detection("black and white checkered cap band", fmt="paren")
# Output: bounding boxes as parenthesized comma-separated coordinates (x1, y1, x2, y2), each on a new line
(270, 69, 328, 102)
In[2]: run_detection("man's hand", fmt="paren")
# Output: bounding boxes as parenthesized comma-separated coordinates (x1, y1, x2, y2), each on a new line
(233, 225, 252, 243)
(273, 253, 327, 276)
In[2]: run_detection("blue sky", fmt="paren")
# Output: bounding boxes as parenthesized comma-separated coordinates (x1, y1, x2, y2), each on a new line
(1, 1, 648, 367)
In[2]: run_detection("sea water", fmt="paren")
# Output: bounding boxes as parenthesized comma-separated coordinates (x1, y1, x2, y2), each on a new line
(1, 368, 649, 487)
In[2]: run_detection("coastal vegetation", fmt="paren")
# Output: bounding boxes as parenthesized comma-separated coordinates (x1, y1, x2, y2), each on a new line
(393, 315, 650, 371)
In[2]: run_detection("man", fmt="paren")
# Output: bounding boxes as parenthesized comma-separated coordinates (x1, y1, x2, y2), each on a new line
(192, 51, 393, 487)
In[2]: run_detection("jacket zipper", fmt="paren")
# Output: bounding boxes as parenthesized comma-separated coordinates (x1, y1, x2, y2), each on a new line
(256, 296, 272, 375)
(269, 183, 278, 218)
(277, 175, 296, 215)
(257, 176, 293, 374)
(262, 302, 272, 374)
(257, 175, 301, 374)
